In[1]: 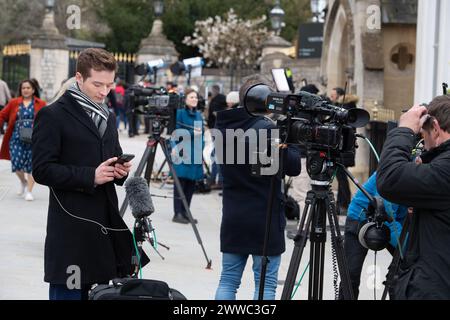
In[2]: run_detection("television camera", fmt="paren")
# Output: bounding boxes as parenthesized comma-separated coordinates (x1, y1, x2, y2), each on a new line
(243, 83, 370, 168)
(127, 85, 184, 135)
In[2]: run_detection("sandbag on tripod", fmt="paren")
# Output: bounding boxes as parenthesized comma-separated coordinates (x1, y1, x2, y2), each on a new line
(89, 277, 187, 300)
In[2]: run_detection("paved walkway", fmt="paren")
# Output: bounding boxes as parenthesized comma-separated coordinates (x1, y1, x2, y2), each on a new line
(0, 129, 392, 300)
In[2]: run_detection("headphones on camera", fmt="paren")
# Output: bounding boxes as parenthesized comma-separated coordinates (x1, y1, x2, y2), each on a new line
(358, 197, 391, 251)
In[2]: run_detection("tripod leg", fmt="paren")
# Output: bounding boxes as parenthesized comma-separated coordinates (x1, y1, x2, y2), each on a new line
(281, 191, 315, 300)
(154, 159, 167, 181)
(308, 199, 327, 300)
(258, 175, 277, 300)
(144, 141, 159, 183)
(325, 191, 354, 300)
(119, 140, 158, 217)
(159, 138, 212, 269)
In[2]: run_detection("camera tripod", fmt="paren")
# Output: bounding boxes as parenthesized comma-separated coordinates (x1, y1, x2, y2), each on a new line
(281, 152, 354, 300)
(119, 118, 212, 269)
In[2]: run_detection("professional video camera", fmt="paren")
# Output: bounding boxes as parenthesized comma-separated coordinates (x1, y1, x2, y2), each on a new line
(243, 83, 370, 167)
(127, 85, 184, 134)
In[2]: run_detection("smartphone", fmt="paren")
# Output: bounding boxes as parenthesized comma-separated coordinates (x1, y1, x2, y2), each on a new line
(113, 154, 135, 166)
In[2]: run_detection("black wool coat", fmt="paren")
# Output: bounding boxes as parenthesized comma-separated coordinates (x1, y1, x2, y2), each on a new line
(377, 127, 450, 299)
(32, 92, 149, 285)
(215, 107, 301, 256)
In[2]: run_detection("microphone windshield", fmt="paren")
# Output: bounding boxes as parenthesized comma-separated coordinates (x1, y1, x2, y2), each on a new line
(125, 177, 155, 218)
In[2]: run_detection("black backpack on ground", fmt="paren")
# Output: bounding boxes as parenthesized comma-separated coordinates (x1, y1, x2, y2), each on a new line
(89, 278, 187, 300)
(283, 178, 300, 221)
(285, 195, 300, 221)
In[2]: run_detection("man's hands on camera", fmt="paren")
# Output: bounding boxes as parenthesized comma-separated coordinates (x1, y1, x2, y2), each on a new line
(94, 157, 132, 186)
(399, 105, 428, 134)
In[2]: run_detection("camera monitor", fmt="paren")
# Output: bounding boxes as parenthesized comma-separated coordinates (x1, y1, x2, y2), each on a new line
(271, 68, 291, 93)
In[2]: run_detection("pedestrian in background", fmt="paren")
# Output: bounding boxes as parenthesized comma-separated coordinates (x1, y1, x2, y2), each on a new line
(0, 78, 12, 134)
(0, 79, 46, 201)
(171, 88, 204, 224)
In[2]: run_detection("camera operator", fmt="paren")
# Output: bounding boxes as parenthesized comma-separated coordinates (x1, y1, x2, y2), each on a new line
(125, 85, 140, 137)
(377, 95, 450, 299)
(340, 171, 407, 299)
(214, 76, 301, 300)
(32, 48, 149, 300)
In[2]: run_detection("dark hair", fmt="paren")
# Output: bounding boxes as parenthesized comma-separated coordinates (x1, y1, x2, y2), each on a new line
(76, 48, 118, 79)
(212, 85, 221, 93)
(18, 79, 39, 99)
(238, 74, 275, 106)
(29, 78, 41, 98)
(426, 95, 450, 133)
(184, 88, 198, 100)
(300, 84, 320, 94)
(333, 87, 345, 96)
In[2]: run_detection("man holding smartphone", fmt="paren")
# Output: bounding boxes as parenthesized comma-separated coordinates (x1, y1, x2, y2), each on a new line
(32, 48, 148, 300)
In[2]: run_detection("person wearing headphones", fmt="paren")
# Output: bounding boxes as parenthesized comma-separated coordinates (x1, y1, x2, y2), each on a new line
(340, 171, 407, 299)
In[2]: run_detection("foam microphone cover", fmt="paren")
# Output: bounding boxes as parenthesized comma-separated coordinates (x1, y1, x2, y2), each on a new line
(125, 177, 154, 218)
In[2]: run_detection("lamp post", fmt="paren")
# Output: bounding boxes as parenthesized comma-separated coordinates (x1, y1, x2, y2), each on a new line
(269, 0, 285, 35)
(310, 0, 321, 23)
(45, 0, 55, 11)
(153, 0, 164, 18)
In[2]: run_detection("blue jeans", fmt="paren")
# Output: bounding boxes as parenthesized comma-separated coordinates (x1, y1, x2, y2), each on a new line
(210, 148, 223, 185)
(215, 253, 281, 300)
(49, 284, 90, 300)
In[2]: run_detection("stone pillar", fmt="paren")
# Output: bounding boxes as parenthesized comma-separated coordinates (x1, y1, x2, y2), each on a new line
(137, 19, 178, 86)
(30, 6, 69, 102)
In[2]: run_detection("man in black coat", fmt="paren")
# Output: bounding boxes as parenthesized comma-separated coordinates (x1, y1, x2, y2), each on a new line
(32, 48, 149, 300)
(377, 95, 450, 299)
(207, 84, 227, 129)
(214, 78, 301, 300)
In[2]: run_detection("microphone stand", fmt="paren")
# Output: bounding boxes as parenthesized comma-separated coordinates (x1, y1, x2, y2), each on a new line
(132, 216, 168, 276)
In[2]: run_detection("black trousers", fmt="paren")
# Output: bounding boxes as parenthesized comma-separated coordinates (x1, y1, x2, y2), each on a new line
(340, 218, 368, 299)
(336, 167, 351, 214)
(0, 105, 4, 134)
(340, 218, 395, 299)
(173, 178, 196, 217)
(127, 111, 139, 136)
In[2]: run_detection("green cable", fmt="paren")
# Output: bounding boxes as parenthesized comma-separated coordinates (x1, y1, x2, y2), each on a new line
(291, 262, 310, 299)
(364, 137, 381, 163)
(153, 230, 158, 250)
(132, 228, 143, 279)
(384, 202, 404, 260)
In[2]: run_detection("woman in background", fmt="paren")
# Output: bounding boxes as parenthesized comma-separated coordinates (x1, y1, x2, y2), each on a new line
(171, 88, 204, 224)
(0, 79, 46, 201)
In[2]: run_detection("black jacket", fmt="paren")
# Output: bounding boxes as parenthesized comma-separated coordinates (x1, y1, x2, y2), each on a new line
(207, 93, 227, 129)
(215, 107, 301, 256)
(32, 92, 149, 285)
(377, 127, 450, 299)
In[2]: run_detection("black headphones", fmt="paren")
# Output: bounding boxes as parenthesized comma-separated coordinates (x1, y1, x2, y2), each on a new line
(358, 197, 391, 251)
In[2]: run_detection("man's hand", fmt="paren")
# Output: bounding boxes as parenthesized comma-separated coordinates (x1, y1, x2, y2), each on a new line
(114, 161, 132, 179)
(94, 157, 117, 186)
(399, 105, 428, 134)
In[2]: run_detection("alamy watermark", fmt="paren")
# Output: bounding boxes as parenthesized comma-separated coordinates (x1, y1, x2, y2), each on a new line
(366, 5, 381, 31)
(66, 5, 81, 30)
(66, 265, 81, 290)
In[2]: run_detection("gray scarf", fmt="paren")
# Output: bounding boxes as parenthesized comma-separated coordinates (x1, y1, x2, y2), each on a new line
(68, 83, 109, 137)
